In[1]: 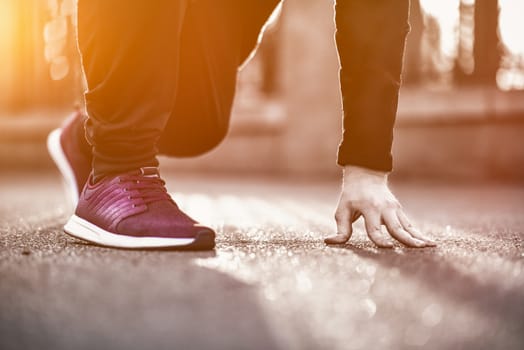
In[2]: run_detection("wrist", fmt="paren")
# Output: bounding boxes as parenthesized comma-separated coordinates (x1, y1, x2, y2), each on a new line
(343, 165, 388, 185)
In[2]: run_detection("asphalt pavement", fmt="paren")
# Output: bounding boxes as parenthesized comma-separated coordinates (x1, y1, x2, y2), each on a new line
(1, 170, 523, 350)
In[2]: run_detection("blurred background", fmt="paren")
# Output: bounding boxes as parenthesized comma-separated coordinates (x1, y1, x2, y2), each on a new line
(0, 0, 523, 181)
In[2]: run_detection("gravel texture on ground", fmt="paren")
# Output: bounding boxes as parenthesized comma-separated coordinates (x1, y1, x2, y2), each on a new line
(1, 171, 523, 350)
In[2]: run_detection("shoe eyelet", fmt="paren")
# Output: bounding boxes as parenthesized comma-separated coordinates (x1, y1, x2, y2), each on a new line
(123, 188, 128, 192)
(127, 196, 131, 200)
(135, 180, 140, 184)
(132, 204, 136, 208)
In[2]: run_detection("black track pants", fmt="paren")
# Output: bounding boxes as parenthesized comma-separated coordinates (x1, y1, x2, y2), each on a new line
(77, 0, 409, 176)
(77, 0, 279, 176)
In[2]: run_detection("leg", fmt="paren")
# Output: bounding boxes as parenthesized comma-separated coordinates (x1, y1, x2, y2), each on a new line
(51, 0, 279, 201)
(66, 0, 214, 250)
(77, 0, 188, 177)
(158, 0, 281, 157)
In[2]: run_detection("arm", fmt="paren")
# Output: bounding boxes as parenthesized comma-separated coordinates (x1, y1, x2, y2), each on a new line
(326, 0, 435, 247)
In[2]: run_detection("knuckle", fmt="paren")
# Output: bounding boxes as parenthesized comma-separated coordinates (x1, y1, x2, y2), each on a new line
(363, 201, 380, 212)
(386, 200, 400, 209)
(344, 199, 358, 209)
(391, 225, 404, 232)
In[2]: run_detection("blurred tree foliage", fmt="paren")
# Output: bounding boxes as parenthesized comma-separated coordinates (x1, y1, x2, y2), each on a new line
(0, 0, 513, 113)
(454, 0, 501, 86)
(2, 0, 80, 112)
(405, 0, 502, 87)
(471, 0, 501, 86)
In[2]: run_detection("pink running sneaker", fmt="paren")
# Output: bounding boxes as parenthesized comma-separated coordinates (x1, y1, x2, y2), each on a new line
(47, 110, 92, 206)
(64, 167, 215, 250)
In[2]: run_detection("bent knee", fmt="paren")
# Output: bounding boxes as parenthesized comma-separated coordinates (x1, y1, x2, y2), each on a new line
(158, 124, 228, 158)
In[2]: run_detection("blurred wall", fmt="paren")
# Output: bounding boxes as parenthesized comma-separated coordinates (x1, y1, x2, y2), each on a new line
(1, 0, 523, 181)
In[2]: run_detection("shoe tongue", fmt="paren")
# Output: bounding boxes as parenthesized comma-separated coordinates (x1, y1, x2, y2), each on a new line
(139, 166, 160, 178)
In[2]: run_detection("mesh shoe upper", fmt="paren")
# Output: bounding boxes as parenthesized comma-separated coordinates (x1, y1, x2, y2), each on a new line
(75, 167, 209, 239)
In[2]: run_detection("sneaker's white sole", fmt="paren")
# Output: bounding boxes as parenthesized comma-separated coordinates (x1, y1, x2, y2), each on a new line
(64, 215, 198, 249)
(47, 129, 80, 207)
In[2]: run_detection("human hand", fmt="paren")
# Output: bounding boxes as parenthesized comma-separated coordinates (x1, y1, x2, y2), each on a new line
(325, 165, 436, 248)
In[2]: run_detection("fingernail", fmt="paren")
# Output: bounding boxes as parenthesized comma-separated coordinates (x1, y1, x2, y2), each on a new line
(425, 239, 437, 246)
(419, 235, 436, 245)
(377, 239, 394, 248)
(414, 239, 426, 247)
(325, 235, 346, 244)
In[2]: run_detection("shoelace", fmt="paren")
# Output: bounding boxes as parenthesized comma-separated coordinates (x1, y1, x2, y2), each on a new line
(118, 173, 174, 206)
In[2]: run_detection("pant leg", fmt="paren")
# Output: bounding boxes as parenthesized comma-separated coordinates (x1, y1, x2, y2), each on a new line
(158, 0, 280, 157)
(77, 0, 188, 177)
